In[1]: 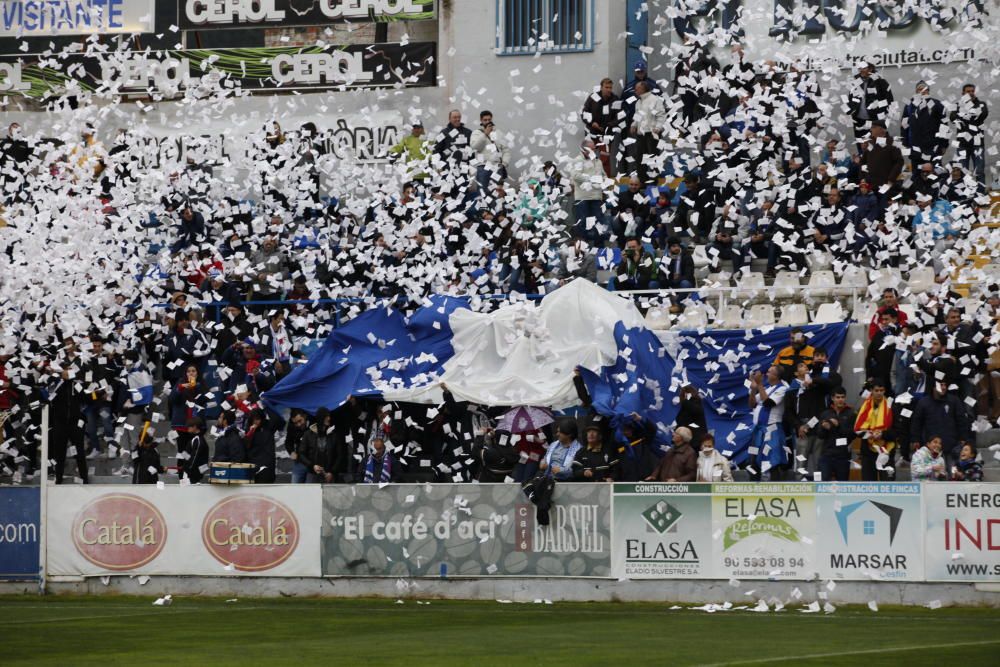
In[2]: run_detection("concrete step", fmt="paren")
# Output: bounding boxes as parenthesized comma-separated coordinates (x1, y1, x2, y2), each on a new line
(975, 428, 1000, 448)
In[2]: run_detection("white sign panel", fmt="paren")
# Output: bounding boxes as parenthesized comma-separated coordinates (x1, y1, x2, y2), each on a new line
(47, 486, 321, 577)
(0, 0, 155, 37)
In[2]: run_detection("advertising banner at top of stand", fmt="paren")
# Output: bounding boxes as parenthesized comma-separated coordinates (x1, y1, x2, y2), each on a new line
(0, 42, 436, 98)
(0, 0, 155, 38)
(178, 0, 436, 31)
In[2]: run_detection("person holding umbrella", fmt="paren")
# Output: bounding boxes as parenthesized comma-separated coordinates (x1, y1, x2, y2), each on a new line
(497, 405, 554, 483)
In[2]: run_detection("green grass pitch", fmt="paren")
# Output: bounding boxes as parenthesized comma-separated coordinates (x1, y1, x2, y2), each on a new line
(1, 595, 998, 665)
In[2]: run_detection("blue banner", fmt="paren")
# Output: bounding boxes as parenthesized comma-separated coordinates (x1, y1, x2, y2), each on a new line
(0, 487, 40, 580)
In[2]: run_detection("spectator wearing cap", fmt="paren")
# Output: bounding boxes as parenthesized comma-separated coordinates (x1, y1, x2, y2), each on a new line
(848, 63, 893, 148)
(951, 83, 988, 185)
(539, 419, 582, 481)
(572, 421, 618, 482)
(901, 81, 947, 171)
(645, 426, 697, 482)
(201, 268, 243, 322)
(622, 60, 661, 128)
(388, 122, 431, 179)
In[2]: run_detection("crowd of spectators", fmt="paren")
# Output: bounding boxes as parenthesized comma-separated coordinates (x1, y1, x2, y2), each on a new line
(0, 38, 995, 487)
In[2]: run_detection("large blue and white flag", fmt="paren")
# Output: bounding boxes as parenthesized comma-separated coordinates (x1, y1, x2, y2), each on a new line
(263, 279, 644, 413)
(263, 279, 849, 463)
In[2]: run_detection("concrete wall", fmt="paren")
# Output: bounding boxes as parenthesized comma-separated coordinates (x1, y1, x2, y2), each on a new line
(4, 576, 999, 607)
(438, 0, 626, 176)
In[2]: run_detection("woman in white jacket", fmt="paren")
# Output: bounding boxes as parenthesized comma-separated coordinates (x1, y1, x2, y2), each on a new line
(696, 433, 734, 482)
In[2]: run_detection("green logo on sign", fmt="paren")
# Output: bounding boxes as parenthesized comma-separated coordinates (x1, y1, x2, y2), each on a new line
(642, 501, 682, 534)
(723, 517, 801, 550)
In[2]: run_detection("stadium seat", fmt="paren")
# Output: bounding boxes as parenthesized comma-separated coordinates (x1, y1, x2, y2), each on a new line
(773, 271, 801, 299)
(778, 303, 809, 326)
(676, 305, 709, 330)
(871, 267, 903, 295)
(644, 306, 673, 330)
(714, 305, 744, 329)
(837, 265, 866, 298)
(735, 271, 765, 301)
(908, 266, 936, 294)
(897, 302, 917, 323)
(852, 300, 877, 324)
(813, 301, 846, 323)
(806, 270, 836, 299)
(746, 304, 775, 328)
(703, 271, 731, 286)
(691, 245, 711, 281)
(807, 249, 833, 271)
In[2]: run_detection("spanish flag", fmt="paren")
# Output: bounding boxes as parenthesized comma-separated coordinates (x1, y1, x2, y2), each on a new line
(854, 395, 893, 433)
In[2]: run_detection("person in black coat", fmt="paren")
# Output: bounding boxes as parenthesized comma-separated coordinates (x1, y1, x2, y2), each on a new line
(661, 237, 695, 289)
(572, 422, 618, 482)
(245, 409, 277, 483)
(848, 64, 894, 147)
(475, 428, 518, 483)
(815, 388, 857, 482)
(909, 384, 971, 464)
(212, 410, 245, 463)
(866, 308, 899, 393)
(792, 348, 842, 478)
(1, 122, 32, 205)
(46, 340, 88, 484)
(132, 437, 164, 484)
(434, 110, 473, 168)
(901, 81, 947, 170)
(181, 416, 210, 484)
(674, 385, 706, 446)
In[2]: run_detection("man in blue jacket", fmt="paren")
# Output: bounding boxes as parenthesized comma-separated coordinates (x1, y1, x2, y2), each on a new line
(909, 382, 971, 466)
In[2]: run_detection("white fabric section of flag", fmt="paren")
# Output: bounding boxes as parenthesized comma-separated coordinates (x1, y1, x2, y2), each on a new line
(381, 280, 643, 409)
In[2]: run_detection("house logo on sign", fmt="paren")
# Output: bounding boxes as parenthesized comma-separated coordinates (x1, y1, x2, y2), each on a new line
(642, 501, 682, 534)
(835, 500, 903, 546)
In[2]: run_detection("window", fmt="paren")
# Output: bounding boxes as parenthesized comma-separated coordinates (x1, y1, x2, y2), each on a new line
(497, 0, 593, 55)
(863, 520, 875, 536)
